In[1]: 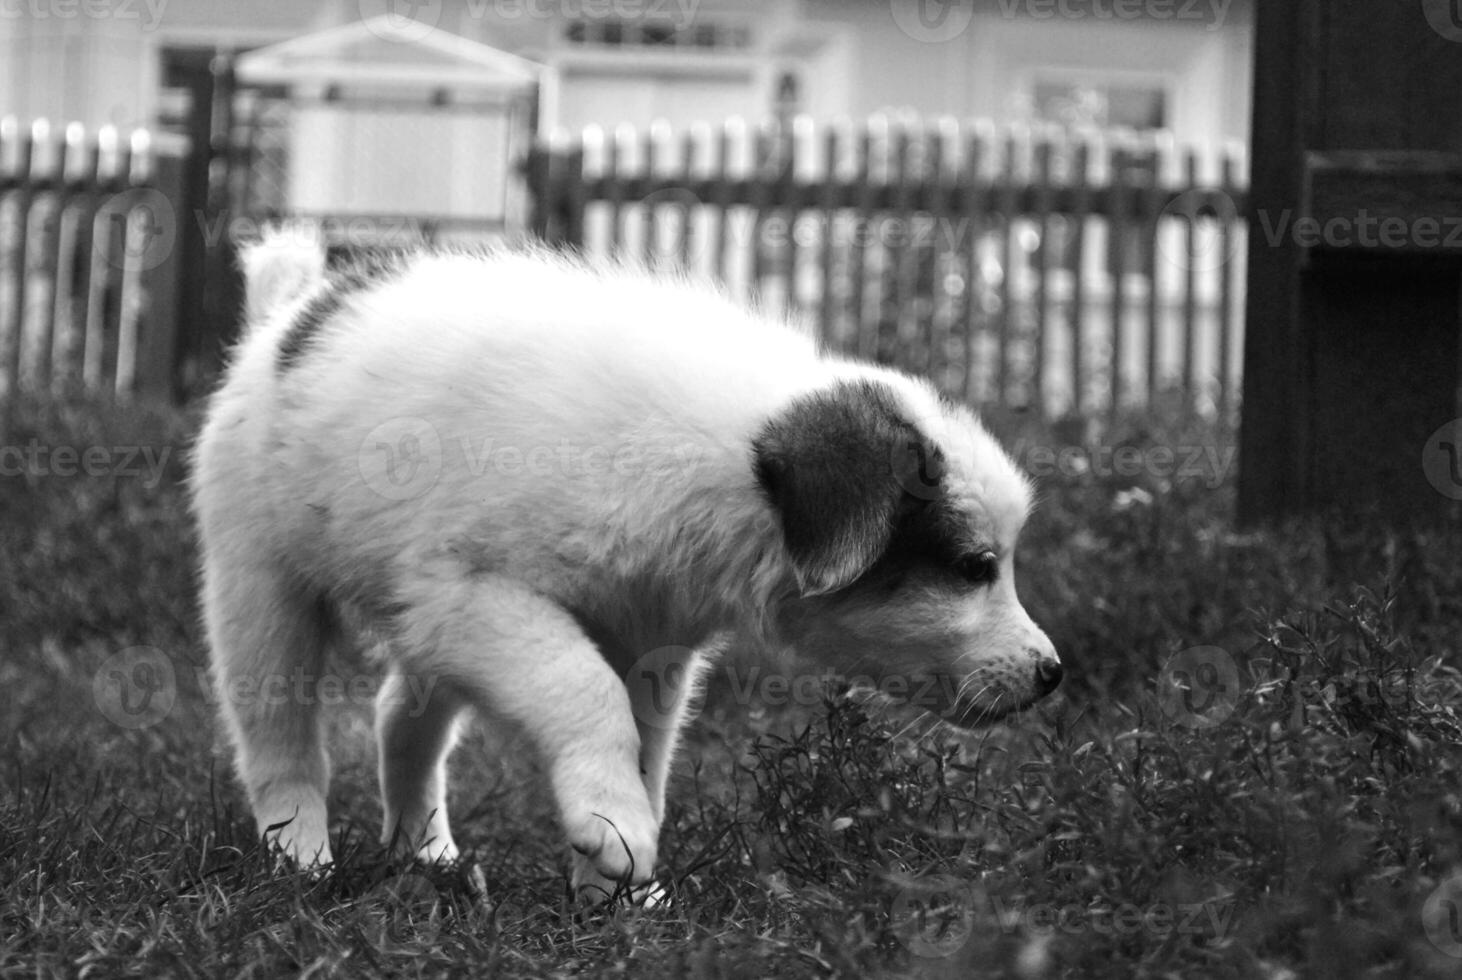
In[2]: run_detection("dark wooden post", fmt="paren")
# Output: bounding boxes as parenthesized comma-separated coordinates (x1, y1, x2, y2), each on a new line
(524, 141, 586, 249)
(524, 142, 555, 243)
(1238, 0, 1462, 522)
(134, 146, 187, 400)
(158, 46, 239, 398)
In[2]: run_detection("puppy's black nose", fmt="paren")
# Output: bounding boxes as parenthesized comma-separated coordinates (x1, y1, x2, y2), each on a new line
(1034, 658, 1063, 696)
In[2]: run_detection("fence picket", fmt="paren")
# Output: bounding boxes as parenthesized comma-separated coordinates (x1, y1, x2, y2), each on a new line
(748, 123, 772, 296)
(565, 139, 587, 248)
(960, 121, 992, 404)
(679, 126, 699, 273)
(817, 124, 839, 347)
(1218, 146, 1240, 420)
(51, 122, 97, 392)
(1068, 137, 1092, 417)
(711, 121, 733, 282)
(1181, 146, 1200, 406)
(1141, 132, 1168, 404)
(640, 122, 662, 265)
(925, 118, 957, 388)
(25, 119, 63, 388)
(1107, 138, 1131, 417)
(1030, 129, 1054, 415)
(0, 117, 34, 404)
(995, 127, 1020, 408)
(851, 121, 876, 363)
(782, 116, 811, 317)
(887, 121, 917, 371)
(114, 128, 155, 395)
(605, 125, 626, 253)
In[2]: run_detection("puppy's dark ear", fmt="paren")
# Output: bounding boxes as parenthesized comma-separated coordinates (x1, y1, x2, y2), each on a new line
(753, 380, 944, 596)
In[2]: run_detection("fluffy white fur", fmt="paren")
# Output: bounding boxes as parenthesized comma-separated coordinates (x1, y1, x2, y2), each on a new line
(191, 234, 1059, 902)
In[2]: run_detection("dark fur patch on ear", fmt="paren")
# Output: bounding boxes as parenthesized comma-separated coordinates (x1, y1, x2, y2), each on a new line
(753, 379, 944, 595)
(276, 249, 410, 372)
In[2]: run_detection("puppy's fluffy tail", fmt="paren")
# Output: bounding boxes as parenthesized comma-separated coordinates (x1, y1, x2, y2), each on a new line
(241, 227, 325, 327)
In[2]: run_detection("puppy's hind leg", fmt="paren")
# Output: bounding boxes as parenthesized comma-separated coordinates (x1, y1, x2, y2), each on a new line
(376, 672, 470, 864)
(203, 553, 335, 866)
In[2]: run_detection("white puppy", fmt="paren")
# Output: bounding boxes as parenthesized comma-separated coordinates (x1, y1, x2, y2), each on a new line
(191, 235, 1061, 901)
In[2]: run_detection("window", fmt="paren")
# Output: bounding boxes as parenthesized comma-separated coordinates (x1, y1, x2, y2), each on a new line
(1028, 79, 1170, 277)
(563, 19, 752, 51)
(1032, 80, 1167, 131)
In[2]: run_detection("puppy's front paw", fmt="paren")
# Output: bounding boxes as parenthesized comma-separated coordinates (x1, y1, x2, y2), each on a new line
(572, 864, 669, 908)
(384, 820, 460, 866)
(564, 796, 659, 887)
(260, 815, 333, 869)
(409, 837, 460, 866)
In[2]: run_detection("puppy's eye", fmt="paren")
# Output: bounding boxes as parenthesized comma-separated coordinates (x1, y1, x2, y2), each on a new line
(955, 551, 999, 586)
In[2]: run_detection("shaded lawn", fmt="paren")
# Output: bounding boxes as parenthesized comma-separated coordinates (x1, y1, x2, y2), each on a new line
(2, 395, 1462, 978)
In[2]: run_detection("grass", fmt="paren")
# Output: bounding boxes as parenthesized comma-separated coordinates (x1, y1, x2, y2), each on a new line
(3, 394, 1462, 978)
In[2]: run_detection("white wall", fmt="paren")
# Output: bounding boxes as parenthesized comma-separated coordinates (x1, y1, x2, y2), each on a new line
(0, 0, 339, 130)
(288, 99, 514, 223)
(0, 16, 150, 128)
(801, 0, 1253, 147)
(0, 0, 1253, 160)
(554, 65, 765, 134)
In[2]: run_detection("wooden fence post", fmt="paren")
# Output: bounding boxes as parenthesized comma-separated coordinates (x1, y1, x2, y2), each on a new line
(0, 117, 34, 408)
(525, 142, 554, 243)
(1238, 0, 1462, 522)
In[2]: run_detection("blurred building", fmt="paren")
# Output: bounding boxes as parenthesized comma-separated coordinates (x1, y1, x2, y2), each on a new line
(0, 0, 1252, 240)
(0, 0, 1252, 143)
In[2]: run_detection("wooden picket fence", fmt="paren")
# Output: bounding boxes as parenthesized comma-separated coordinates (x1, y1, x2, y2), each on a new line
(0, 117, 185, 416)
(527, 117, 1249, 419)
(0, 112, 1250, 422)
